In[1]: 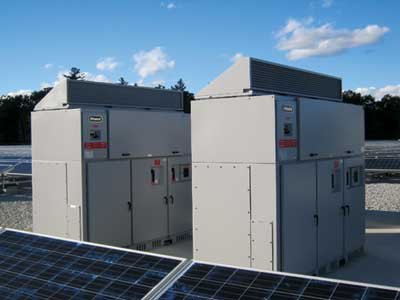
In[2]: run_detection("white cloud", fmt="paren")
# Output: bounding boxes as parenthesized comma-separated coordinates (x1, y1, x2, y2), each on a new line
(96, 57, 119, 71)
(355, 85, 400, 100)
(230, 53, 244, 63)
(133, 47, 175, 83)
(7, 90, 32, 97)
(322, 0, 333, 8)
(161, 2, 176, 9)
(276, 18, 389, 60)
(44, 63, 53, 69)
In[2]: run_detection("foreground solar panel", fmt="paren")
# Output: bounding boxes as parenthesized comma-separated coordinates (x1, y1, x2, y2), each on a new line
(156, 262, 400, 300)
(0, 229, 184, 300)
(365, 158, 400, 170)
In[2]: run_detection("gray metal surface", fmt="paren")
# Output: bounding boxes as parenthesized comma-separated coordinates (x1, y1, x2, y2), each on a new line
(298, 98, 364, 161)
(109, 109, 191, 160)
(191, 96, 276, 164)
(35, 79, 183, 111)
(281, 162, 317, 274)
(196, 57, 342, 101)
(32, 162, 68, 237)
(167, 156, 192, 236)
(317, 159, 344, 268)
(192, 163, 252, 267)
(131, 158, 169, 243)
(344, 156, 366, 254)
(87, 160, 132, 247)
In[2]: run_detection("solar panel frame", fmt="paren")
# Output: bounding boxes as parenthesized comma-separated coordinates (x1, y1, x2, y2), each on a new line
(0, 228, 187, 300)
(154, 260, 400, 300)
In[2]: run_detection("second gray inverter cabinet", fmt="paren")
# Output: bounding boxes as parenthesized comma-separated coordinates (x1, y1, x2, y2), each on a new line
(32, 80, 192, 250)
(192, 57, 365, 275)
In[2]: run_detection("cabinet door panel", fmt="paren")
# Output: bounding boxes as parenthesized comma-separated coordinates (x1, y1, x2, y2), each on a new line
(87, 160, 131, 247)
(168, 156, 192, 236)
(281, 162, 317, 274)
(132, 158, 168, 243)
(317, 159, 344, 267)
(344, 157, 365, 254)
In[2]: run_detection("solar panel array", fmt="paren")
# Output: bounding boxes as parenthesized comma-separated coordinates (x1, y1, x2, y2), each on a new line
(158, 262, 400, 300)
(0, 230, 398, 300)
(0, 230, 182, 300)
(365, 158, 400, 171)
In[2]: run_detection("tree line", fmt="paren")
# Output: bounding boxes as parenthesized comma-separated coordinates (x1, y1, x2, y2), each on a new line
(342, 91, 400, 140)
(0, 68, 193, 144)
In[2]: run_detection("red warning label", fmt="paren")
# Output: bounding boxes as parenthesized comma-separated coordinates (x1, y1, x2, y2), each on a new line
(279, 139, 298, 148)
(84, 142, 107, 149)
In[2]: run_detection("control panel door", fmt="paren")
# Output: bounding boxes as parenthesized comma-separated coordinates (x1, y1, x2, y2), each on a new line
(344, 157, 365, 254)
(317, 159, 344, 268)
(131, 158, 169, 243)
(167, 156, 192, 237)
(281, 162, 317, 274)
(82, 110, 108, 160)
(87, 160, 131, 247)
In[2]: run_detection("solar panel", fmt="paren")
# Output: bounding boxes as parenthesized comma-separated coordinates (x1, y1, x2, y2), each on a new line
(157, 262, 400, 300)
(0, 229, 184, 300)
(7, 162, 32, 175)
(0, 164, 13, 173)
(365, 158, 400, 170)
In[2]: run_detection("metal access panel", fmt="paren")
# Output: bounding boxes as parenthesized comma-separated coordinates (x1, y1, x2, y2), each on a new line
(344, 156, 366, 254)
(32, 162, 68, 238)
(250, 164, 277, 271)
(191, 96, 276, 163)
(131, 158, 169, 243)
(317, 159, 344, 268)
(299, 98, 364, 160)
(87, 160, 131, 247)
(281, 162, 317, 274)
(193, 163, 251, 267)
(109, 109, 190, 159)
(168, 156, 192, 236)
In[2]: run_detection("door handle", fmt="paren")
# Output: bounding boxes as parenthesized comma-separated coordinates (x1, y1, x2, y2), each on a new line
(163, 196, 168, 205)
(341, 206, 346, 216)
(313, 214, 319, 226)
(127, 202, 132, 211)
(309, 153, 319, 157)
(346, 205, 350, 216)
(169, 195, 174, 204)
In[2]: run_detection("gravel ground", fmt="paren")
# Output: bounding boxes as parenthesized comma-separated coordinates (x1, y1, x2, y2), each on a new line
(0, 187, 32, 231)
(366, 181, 400, 212)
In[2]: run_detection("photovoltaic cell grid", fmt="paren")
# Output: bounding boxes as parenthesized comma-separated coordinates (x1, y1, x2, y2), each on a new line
(158, 262, 400, 300)
(7, 162, 32, 175)
(365, 158, 400, 170)
(0, 230, 182, 300)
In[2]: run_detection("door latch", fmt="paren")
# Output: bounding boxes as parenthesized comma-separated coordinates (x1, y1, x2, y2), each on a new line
(313, 214, 319, 226)
(169, 195, 174, 204)
(163, 196, 169, 205)
(127, 202, 132, 211)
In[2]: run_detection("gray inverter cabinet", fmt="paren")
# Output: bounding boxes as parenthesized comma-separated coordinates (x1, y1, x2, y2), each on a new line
(192, 58, 365, 275)
(32, 80, 192, 249)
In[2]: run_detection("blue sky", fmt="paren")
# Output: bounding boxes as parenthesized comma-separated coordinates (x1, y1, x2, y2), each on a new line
(1, 0, 399, 98)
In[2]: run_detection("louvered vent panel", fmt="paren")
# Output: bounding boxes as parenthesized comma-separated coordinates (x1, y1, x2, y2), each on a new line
(250, 59, 342, 100)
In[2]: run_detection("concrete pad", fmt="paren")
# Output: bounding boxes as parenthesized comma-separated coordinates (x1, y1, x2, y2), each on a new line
(149, 210, 400, 288)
